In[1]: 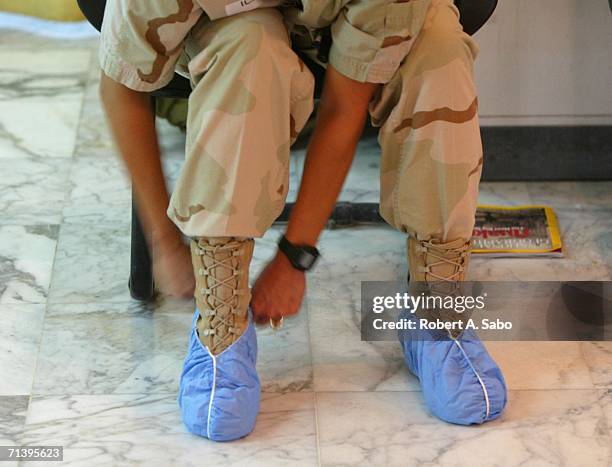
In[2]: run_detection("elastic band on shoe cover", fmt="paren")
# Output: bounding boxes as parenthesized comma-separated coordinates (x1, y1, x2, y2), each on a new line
(452, 338, 491, 420)
(206, 353, 217, 438)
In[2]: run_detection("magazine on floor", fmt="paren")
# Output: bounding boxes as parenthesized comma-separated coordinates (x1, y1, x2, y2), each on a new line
(471, 205, 563, 257)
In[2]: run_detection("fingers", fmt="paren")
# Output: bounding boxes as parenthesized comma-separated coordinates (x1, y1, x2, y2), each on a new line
(251, 295, 302, 326)
(250, 293, 270, 325)
(253, 309, 269, 326)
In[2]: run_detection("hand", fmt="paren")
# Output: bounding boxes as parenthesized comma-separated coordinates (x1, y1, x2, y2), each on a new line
(251, 251, 306, 325)
(152, 230, 195, 300)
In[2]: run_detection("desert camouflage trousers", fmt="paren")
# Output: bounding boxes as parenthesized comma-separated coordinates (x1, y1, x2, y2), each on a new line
(168, 0, 483, 243)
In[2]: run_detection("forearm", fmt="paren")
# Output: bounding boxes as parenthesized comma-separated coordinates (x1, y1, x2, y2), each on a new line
(286, 66, 377, 246)
(99, 73, 177, 245)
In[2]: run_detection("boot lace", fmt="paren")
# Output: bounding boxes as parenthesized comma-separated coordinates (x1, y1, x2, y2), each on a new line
(196, 239, 246, 354)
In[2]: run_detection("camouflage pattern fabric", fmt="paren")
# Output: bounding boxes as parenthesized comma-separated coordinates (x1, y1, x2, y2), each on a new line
(371, 0, 482, 243)
(169, 9, 315, 237)
(100, 0, 482, 242)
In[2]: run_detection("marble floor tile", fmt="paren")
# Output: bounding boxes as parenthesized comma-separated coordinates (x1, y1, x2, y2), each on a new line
(556, 208, 612, 265)
(0, 49, 89, 160)
(308, 299, 418, 392)
(478, 181, 532, 206)
(33, 301, 193, 395)
(486, 342, 594, 390)
(21, 392, 317, 467)
(257, 304, 313, 393)
(33, 298, 311, 395)
(286, 154, 305, 204)
(470, 256, 610, 282)
(0, 225, 58, 304)
(316, 390, 611, 467)
(0, 304, 45, 395)
(306, 227, 407, 304)
(73, 67, 113, 160)
(47, 223, 130, 304)
(250, 227, 289, 281)
(0, 396, 29, 467)
(162, 157, 188, 197)
(291, 131, 381, 204)
(0, 28, 98, 51)
(0, 157, 71, 225)
(0, 396, 29, 441)
(601, 389, 612, 432)
(0, 98, 84, 159)
(0, 49, 90, 98)
(62, 156, 131, 226)
(526, 181, 612, 211)
(581, 342, 612, 388)
(157, 119, 187, 161)
(576, 181, 612, 209)
(526, 181, 586, 209)
(338, 137, 381, 203)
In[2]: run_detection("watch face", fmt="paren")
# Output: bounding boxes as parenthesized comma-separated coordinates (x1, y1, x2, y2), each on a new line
(297, 251, 317, 270)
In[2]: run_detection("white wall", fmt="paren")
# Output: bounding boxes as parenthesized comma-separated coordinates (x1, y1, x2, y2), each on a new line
(473, 0, 612, 126)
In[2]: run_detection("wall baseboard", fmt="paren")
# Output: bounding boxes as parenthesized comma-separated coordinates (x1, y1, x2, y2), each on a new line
(481, 126, 612, 181)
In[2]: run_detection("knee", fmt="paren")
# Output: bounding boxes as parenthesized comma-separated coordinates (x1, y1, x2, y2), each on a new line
(422, 30, 478, 72)
(216, 10, 291, 59)
(406, 2, 479, 77)
(188, 10, 294, 85)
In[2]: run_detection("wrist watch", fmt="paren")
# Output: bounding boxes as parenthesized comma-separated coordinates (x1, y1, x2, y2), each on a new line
(278, 235, 320, 272)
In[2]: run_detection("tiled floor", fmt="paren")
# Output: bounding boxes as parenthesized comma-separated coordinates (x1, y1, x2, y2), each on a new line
(0, 32, 611, 467)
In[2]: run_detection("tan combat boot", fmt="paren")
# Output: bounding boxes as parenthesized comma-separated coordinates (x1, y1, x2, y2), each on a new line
(190, 237, 254, 355)
(407, 236, 471, 286)
(401, 236, 508, 424)
(407, 236, 472, 334)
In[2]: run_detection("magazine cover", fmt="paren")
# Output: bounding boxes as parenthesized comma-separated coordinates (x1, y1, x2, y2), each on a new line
(472, 205, 563, 257)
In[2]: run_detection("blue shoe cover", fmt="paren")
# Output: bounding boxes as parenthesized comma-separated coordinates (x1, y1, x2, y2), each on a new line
(398, 312, 507, 425)
(178, 308, 260, 441)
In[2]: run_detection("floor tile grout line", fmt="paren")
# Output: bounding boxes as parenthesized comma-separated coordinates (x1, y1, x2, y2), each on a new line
(298, 295, 321, 465)
(43, 45, 93, 300)
(313, 387, 606, 394)
(18, 386, 611, 402)
(58, 45, 96, 225)
(579, 341, 601, 389)
(23, 390, 320, 397)
(313, 392, 323, 467)
(20, 46, 93, 437)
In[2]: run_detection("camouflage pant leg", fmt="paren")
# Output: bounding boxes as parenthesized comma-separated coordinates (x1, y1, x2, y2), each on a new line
(371, 0, 483, 243)
(167, 8, 315, 238)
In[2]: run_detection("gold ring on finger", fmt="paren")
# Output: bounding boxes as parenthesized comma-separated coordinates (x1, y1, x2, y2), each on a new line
(269, 317, 284, 331)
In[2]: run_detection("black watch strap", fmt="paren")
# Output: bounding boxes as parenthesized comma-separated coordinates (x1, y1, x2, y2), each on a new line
(278, 235, 320, 272)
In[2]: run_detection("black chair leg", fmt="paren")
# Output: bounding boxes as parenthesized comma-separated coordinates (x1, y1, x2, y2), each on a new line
(129, 96, 157, 301)
(129, 191, 155, 301)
